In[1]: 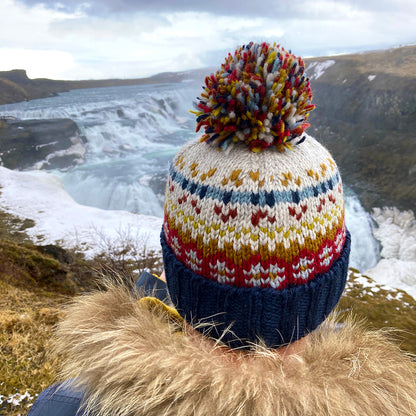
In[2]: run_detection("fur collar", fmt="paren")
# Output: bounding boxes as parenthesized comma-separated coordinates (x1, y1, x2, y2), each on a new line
(55, 285, 416, 416)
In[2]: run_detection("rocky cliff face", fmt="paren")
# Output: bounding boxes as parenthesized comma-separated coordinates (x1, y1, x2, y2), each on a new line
(0, 118, 86, 170)
(305, 46, 416, 211)
(0, 70, 70, 105)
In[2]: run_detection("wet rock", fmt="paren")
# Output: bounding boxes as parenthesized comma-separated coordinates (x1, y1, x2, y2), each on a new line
(0, 118, 86, 170)
(147, 171, 168, 202)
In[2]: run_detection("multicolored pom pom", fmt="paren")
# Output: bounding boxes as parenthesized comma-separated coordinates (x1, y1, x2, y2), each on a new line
(191, 42, 315, 152)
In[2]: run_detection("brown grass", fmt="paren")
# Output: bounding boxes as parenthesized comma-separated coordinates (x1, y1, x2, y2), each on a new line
(0, 210, 413, 414)
(0, 209, 163, 415)
(0, 281, 67, 415)
(339, 269, 416, 355)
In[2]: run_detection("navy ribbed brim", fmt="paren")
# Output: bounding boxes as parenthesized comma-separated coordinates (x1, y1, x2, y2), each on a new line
(161, 230, 351, 349)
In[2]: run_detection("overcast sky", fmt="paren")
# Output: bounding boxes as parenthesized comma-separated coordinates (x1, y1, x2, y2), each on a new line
(0, 0, 415, 80)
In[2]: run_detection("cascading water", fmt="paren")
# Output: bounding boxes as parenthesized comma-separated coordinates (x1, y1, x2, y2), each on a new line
(0, 83, 197, 216)
(344, 187, 380, 271)
(0, 82, 380, 271)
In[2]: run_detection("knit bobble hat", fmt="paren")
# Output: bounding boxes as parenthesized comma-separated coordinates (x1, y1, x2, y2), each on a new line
(161, 42, 350, 349)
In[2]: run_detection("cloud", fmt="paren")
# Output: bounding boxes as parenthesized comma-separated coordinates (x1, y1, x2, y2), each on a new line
(16, 0, 293, 17)
(0, 0, 82, 49)
(50, 13, 169, 42)
(14, 0, 416, 19)
(0, 48, 76, 78)
(1, 0, 416, 79)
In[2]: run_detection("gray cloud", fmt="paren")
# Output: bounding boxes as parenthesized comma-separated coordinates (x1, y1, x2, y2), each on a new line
(3, 0, 415, 80)
(15, 0, 338, 17)
(16, 0, 416, 25)
(344, 0, 414, 11)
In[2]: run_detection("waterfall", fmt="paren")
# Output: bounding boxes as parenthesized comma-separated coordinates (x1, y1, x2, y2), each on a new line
(0, 82, 381, 272)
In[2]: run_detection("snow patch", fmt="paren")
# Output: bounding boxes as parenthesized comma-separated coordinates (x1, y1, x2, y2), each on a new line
(350, 274, 394, 293)
(0, 167, 162, 259)
(368, 75, 376, 81)
(33, 141, 86, 170)
(346, 271, 409, 304)
(366, 259, 416, 299)
(371, 207, 416, 261)
(307, 60, 336, 80)
(366, 207, 416, 299)
(0, 390, 33, 406)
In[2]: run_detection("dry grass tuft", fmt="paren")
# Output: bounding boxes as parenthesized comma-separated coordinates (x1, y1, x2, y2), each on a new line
(0, 280, 67, 415)
(0, 209, 413, 414)
(339, 269, 416, 355)
(87, 227, 163, 288)
(0, 213, 163, 415)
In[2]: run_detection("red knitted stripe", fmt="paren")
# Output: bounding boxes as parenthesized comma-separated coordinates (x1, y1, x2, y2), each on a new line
(164, 219, 346, 289)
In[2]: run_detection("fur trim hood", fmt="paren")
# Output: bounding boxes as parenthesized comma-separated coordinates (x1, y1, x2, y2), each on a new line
(55, 285, 416, 416)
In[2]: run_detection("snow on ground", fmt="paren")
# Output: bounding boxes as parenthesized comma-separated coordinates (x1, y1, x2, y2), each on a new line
(0, 167, 415, 299)
(0, 390, 33, 407)
(307, 60, 336, 80)
(365, 207, 416, 299)
(0, 167, 163, 258)
(346, 272, 405, 302)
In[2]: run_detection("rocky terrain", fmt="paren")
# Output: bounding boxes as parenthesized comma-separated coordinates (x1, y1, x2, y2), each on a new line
(305, 46, 416, 211)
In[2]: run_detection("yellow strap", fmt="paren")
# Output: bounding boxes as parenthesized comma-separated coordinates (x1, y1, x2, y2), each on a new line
(139, 296, 183, 326)
(151, 273, 164, 282)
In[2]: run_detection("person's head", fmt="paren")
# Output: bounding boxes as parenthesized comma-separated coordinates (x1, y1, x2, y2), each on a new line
(161, 42, 350, 350)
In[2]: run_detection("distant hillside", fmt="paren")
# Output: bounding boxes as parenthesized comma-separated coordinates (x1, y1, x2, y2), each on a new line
(0, 68, 210, 106)
(0, 46, 414, 211)
(304, 45, 416, 211)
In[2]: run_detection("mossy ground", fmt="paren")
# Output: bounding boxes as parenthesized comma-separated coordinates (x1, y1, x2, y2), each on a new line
(0, 210, 414, 414)
(0, 228, 95, 415)
(0, 280, 66, 415)
(0, 208, 35, 244)
(0, 208, 162, 415)
(339, 269, 416, 355)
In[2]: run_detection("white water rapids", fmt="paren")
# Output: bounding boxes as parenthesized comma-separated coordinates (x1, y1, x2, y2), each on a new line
(1, 81, 414, 291)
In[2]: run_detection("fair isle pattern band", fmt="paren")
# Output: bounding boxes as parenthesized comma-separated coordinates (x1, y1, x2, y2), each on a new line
(161, 229, 351, 348)
(163, 135, 346, 290)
